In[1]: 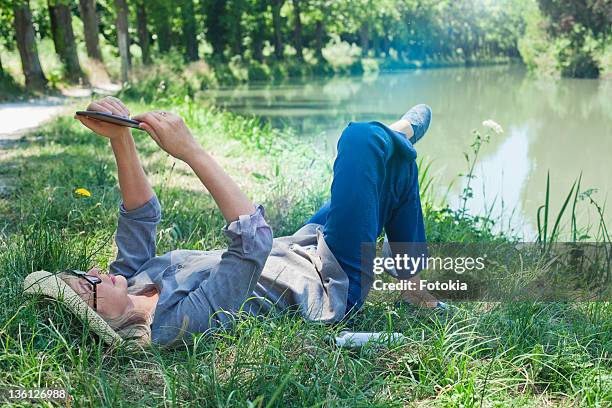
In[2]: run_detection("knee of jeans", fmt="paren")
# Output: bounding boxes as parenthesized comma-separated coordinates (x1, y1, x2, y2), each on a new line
(338, 122, 390, 154)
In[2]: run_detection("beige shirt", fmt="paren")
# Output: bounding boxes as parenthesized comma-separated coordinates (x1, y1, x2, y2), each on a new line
(246, 223, 349, 323)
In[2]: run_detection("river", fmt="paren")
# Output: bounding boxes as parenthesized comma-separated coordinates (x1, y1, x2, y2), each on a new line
(205, 66, 611, 238)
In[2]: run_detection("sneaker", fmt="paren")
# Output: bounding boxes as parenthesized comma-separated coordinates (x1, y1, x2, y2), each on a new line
(402, 104, 432, 144)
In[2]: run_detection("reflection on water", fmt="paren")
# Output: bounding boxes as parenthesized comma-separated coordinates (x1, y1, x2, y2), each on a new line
(203, 66, 612, 239)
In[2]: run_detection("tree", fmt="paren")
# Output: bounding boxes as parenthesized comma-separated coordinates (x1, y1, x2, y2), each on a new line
(13, 0, 47, 90)
(151, 0, 172, 53)
(227, 0, 245, 55)
(536, 0, 611, 77)
(78, 0, 102, 61)
(180, 0, 198, 61)
(538, 0, 611, 37)
(203, 0, 228, 58)
(0, 0, 14, 74)
(314, 19, 324, 59)
(305, 0, 331, 60)
(247, 0, 267, 61)
(135, 0, 151, 64)
(271, 0, 285, 59)
(48, 0, 85, 83)
(291, 0, 303, 60)
(114, 0, 130, 83)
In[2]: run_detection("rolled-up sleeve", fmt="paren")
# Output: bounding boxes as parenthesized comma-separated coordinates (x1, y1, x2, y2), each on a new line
(222, 205, 272, 255)
(109, 195, 162, 279)
(189, 204, 272, 318)
(153, 205, 273, 345)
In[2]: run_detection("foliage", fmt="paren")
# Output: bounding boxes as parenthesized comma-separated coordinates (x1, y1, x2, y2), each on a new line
(519, 0, 612, 78)
(3, 0, 611, 91)
(321, 35, 363, 73)
(518, 3, 558, 77)
(3, 0, 548, 91)
(0, 67, 24, 101)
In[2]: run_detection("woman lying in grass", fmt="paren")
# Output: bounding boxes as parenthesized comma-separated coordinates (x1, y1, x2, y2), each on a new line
(57, 96, 435, 346)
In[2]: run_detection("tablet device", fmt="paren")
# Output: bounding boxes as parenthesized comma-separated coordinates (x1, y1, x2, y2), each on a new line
(76, 111, 142, 129)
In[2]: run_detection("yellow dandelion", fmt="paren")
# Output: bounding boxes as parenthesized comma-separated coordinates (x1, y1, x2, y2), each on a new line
(75, 188, 92, 197)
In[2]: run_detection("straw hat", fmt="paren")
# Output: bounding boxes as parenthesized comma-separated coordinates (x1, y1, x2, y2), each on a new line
(23, 270, 124, 346)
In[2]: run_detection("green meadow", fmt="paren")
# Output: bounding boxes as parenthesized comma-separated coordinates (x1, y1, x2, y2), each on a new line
(1, 95, 610, 407)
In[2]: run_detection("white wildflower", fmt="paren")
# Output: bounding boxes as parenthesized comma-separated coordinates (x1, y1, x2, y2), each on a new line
(482, 119, 504, 134)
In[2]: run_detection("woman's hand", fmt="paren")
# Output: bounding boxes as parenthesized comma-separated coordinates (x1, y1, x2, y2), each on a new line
(133, 111, 201, 162)
(136, 110, 254, 221)
(75, 96, 132, 140)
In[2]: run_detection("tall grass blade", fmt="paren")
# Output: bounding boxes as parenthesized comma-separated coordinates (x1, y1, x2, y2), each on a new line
(571, 173, 582, 242)
(549, 180, 576, 242)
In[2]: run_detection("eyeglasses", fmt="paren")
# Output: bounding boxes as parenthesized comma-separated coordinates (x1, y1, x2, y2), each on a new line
(64, 269, 102, 311)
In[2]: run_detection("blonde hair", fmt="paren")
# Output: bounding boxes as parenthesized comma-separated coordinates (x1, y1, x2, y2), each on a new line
(59, 273, 153, 346)
(104, 307, 152, 346)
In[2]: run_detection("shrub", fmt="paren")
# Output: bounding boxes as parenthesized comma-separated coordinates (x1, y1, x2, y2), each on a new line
(518, 6, 560, 78)
(595, 41, 612, 79)
(228, 55, 249, 82)
(518, 4, 609, 79)
(247, 60, 272, 81)
(0, 71, 25, 101)
(322, 36, 362, 73)
(555, 26, 601, 79)
(119, 55, 217, 102)
(360, 58, 379, 74)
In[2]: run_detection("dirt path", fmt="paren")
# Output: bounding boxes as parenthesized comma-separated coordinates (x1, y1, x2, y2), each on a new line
(0, 85, 120, 196)
(0, 98, 71, 196)
(0, 98, 67, 138)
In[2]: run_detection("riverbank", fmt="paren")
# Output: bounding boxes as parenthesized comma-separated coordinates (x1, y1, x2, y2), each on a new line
(202, 66, 612, 238)
(0, 96, 610, 406)
(118, 56, 518, 103)
(1, 37, 515, 103)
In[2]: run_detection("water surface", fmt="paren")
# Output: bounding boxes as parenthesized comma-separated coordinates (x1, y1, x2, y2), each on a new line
(203, 66, 611, 239)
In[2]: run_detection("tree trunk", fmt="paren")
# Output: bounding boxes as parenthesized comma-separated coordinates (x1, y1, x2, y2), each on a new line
(315, 19, 324, 59)
(249, 1, 266, 61)
(229, 3, 243, 56)
(203, 0, 227, 58)
(383, 37, 390, 55)
(114, 0, 130, 83)
(48, 0, 85, 83)
(136, 0, 151, 64)
(251, 17, 265, 61)
(152, 0, 172, 53)
(180, 0, 199, 61)
(292, 0, 303, 60)
(14, 0, 47, 90)
(359, 23, 369, 56)
(271, 0, 285, 59)
(78, 0, 102, 61)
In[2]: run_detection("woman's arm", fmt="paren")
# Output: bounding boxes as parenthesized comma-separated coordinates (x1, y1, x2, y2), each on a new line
(75, 97, 154, 209)
(184, 148, 255, 221)
(110, 135, 154, 210)
(133, 111, 254, 222)
(76, 97, 160, 278)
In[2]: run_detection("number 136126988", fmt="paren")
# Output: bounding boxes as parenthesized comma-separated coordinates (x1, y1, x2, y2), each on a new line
(1, 387, 70, 404)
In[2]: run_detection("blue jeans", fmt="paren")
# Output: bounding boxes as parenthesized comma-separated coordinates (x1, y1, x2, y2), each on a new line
(306, 121, 426, 312)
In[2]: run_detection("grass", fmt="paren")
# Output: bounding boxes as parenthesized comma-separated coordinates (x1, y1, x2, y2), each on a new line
(0, 97, 610, 407)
